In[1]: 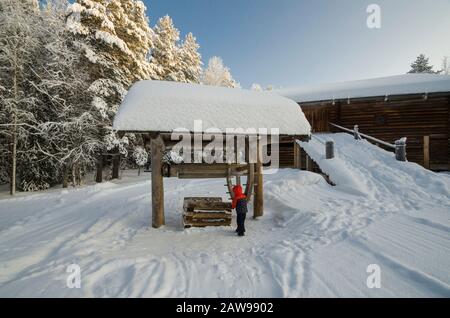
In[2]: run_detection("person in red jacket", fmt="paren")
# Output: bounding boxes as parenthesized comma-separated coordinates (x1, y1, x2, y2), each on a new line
(232, 185, 248, 236)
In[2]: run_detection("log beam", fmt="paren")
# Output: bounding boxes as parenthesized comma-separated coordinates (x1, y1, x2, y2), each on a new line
(253, 139, 264, 218)
(151, 134, 165, 228)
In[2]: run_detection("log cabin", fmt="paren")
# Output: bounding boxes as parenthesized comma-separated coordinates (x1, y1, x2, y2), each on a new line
(276, 74, 450, 171)
(113, 80, 311, 228)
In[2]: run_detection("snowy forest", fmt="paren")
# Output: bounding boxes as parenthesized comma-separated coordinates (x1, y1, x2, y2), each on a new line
(0, 0, 240, 194)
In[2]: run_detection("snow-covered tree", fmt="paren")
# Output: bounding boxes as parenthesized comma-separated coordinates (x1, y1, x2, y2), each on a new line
(0, 0, 43, 194)
(35, 0, 104, 188)
(132, 146, 148, 175)
(408, 54, 439, 74)
(202, 56, 239, 88)
(440, 56, 450, 75)
(66, 0, 155, 180)
(251, 83, 263, 91)
(178, 33, 202, 83)
(150, 15, 183, 81)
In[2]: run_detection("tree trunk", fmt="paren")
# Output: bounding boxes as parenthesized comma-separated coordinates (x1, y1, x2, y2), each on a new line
(112, 153, 120, 179)
(10, 54, 18, 196)
(96, 156, 103, 183)
(10, 117, 17, 196)
(76, 166, 82, 186)
(62, 164, 68, 188)
(72, 165, 76, 187)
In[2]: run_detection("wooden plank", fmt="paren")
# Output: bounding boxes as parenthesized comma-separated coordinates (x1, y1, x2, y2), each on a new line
(185, 202, 232, 211)
(183, 220, 231, 228)
(151, 134, 165, 228)
(184, 212, 232, 219)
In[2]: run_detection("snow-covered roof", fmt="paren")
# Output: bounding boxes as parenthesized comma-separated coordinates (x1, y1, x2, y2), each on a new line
(113, 80, 311, 135)
(276, 74, 450, 103)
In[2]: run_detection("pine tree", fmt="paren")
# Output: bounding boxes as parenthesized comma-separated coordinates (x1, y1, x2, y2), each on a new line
(408, 54, 439, 74)
(202, 56, 239, 88)
(150, 15, 183, 81)
(179, 33, 202, 83)
(66, 0, 155, 180)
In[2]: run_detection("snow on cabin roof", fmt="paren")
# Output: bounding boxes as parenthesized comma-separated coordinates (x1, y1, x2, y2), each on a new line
(275, 74, 450, 103)
(113, 80, 311, 135)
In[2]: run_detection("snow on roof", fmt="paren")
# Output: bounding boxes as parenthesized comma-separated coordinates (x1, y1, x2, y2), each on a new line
(113, 80, 311, 135)
(275, 74, 450, 103)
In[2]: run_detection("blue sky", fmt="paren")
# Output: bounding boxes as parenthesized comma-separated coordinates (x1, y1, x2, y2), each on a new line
(146, 0, 450, 89)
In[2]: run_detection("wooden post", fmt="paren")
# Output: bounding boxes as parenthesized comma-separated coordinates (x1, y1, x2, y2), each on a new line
(253, 139, 263, 218)
(151, 134, 165, 228)
(423, 136, 430, 169)
(395, 138, 407, 162)
(293, 141, 302, 169)
(353, 125, 361, 140)
(306, 154, 313, 171)
(325, 141, 334, 159)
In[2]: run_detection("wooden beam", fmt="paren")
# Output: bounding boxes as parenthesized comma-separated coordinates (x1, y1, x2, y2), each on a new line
(253, 139, 264, 218)
(151, 134, 165, 228)
(244, 163, 254, 202)
(293, 142, 302, 169)
(423, 135, 430, 169)
(306, 154, 313, 171)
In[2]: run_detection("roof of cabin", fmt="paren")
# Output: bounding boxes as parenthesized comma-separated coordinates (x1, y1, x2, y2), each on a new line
(275, 74, 450, 103)
(113, 80, 311, 135)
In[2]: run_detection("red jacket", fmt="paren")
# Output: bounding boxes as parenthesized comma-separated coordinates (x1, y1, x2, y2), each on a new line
(231, 185, 247, 209)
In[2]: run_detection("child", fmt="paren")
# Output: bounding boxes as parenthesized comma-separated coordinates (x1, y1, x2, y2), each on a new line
(232, 185, 248, 236)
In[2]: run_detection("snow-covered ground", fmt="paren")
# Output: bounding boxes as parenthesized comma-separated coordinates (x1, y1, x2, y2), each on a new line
(0, 133, 449, 297)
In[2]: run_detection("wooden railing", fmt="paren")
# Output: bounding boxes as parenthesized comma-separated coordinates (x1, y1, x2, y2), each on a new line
(329, 123, 407, 162)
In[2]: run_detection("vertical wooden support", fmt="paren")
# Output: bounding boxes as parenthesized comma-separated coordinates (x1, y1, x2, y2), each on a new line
(395, 138, 407, 162)
(293, 141, 302, 169)
(325, 141, 334, 159)
(253, 139, 264, 219)
(306, 154, 313, 171)
(151, 134, 165, 228)
(423, 136, 430, 169)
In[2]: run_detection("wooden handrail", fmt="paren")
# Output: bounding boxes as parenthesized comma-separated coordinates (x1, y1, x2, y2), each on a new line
(329, 123, 395, 149)
(329, 122, 407, 161)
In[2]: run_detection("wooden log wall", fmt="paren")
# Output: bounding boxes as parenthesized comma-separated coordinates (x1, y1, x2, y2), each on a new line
(295, 94, 450, 171)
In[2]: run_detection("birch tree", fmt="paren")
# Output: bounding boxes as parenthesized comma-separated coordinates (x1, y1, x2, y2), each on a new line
(0, 0, 42, 194)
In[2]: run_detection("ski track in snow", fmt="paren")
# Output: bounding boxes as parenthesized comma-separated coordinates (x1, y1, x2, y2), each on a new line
(0, 133, 449, 297)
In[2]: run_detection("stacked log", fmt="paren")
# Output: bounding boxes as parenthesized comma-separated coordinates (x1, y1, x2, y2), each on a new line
(183, 197, 232, 228)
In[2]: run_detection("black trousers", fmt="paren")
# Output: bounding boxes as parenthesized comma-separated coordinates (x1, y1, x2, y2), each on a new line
(236, 212, 246, 234)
